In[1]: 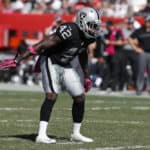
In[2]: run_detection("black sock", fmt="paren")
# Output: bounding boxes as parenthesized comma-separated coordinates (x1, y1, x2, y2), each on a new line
(40, 98, 56, 122)
(72, 100, 85, 123)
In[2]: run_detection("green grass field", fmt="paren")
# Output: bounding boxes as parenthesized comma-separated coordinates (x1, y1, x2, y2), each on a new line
(0, 91, 150, 150)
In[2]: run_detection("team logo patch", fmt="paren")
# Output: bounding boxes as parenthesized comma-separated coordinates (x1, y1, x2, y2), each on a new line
(80, 12, 86, 20)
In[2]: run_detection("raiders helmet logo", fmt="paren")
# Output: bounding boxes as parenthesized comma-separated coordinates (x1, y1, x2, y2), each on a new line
(80, 12, 86, 20)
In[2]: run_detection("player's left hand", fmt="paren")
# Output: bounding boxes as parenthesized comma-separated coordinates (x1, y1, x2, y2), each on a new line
(84, 78, 92, 92)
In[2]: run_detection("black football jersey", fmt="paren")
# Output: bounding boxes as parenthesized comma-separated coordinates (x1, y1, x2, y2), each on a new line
(43, 22, 95, 66)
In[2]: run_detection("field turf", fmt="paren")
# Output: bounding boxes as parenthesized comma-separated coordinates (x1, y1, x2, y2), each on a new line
(0, 91, 150, 150)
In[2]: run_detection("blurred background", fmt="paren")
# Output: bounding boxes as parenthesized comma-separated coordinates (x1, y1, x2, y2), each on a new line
(0, 0, 150, 93)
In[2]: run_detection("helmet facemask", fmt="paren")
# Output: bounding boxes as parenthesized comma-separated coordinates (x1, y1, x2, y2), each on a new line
(86, 20, 101, 38)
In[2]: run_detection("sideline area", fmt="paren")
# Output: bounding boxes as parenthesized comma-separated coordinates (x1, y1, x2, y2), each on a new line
(0, 83, 149, 98)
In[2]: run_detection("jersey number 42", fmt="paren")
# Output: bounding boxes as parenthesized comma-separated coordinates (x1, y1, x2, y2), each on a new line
(60, 25, 72, 40)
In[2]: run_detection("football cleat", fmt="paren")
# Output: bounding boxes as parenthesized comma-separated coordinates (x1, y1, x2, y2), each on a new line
(70, 133, 94, 143)
(35, 136, 56, 144)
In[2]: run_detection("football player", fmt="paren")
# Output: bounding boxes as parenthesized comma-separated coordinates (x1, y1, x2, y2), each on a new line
(1, 7, 101, 143)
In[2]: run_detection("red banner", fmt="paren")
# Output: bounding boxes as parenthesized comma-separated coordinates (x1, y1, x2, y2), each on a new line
(0, 13, 144, 49)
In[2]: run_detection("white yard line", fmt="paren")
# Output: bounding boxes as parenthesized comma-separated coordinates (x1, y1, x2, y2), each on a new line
(17, 120, 36, 122)
(95, 145, 150, 150)
(132, 106, 150, 110)
(78, 145, 150, 150)
(87, 100, 105, 104)
(0, 107, 38, 111)
(1, 106, 150, 112)
(0, 107, 71, 111)
(87, 90, 150, 98)
(92, 106, 150, 111)
(89, 100, 150, 105)
(0, 119, 149, 126)
(0, 137, 19, 141)
(85, 120, 146, 125)
(92, 107, 121, 110)
(3, 98, 37, 102)
(0, 120, 8, 123)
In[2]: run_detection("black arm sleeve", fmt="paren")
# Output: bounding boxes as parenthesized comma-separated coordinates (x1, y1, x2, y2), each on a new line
(15, 33, 62, 63)
(33, 33, 62, 53)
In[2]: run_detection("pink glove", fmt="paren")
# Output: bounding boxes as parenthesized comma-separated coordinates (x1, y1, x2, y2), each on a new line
(0, 59, 17, 70)
(84, 78, 92, 92)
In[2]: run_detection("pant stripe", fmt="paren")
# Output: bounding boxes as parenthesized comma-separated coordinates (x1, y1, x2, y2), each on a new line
(45, 57, 55, 93)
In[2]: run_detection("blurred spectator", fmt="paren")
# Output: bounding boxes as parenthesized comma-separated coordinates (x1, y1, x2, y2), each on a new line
(122, 17, 138, 90)
(1, 0, 14, 13)
(44, 15, 63, 35)
(113, 1, 128, 18)
(1, 0, 148, 16)
(51, 0, 62, 12)
(61, 0, 71, 13)
(131, 0, 147, 15)
(136, 0, 150, 17)
(104, 20, 125, 91)
(17, 39, 28, 55)
(101, 1, 114, 16)
(129, 15, 150, 95)
(12, 39, 36, 85)
(87, 28, 110, 90)
(31, 0, 46, 14)
(89, 56, 110, 90)
(93, 0, 102, 12)
(69, 0, 95, 13)
(44, 0, 54, 13)
(11, 0, 24, 12)
(22, 0, 33, 13)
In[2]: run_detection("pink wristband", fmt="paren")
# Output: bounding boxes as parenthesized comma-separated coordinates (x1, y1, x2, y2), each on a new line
(28, 45, 37, 55)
